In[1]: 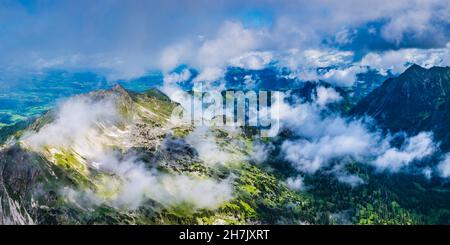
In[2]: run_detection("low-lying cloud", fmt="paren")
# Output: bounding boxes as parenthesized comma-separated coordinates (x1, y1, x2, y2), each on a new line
(267, 88, 440, 188)
(23, 96, 119, 149)
(65, 153, 233, 210)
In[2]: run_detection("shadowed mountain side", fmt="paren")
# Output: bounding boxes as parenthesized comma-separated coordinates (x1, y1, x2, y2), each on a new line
(352, 65, 450, 151)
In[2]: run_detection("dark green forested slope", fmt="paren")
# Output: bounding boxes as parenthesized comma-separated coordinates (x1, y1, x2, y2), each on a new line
(352, 64, 450, 150)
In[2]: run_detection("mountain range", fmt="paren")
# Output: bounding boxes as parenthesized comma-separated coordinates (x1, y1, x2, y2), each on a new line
(1, 64, 450, 224)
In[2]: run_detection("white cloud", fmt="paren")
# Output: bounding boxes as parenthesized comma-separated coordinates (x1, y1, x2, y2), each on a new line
(2, 0, 450, 81)
(319, 66, 368, 87)
(437, 154, 450, 178)
(281, 49, 354, 70)
(281, 126, 373, 173)
(22, 96, 119, 149)
(373, 132, 436, 172)
(22, 93, 234, 210)
(281, 44, 450, 86)
(196, 21, 265, 68)
(275, 91, 437, 178)
(276, 49, 363, 86)
(159, 42, 194, 72)
(422, 167, 432, 179)
(315, 86, 342, 107)
(193, 67, 225, 84)
(286, 176, 305, 191)
(360, 46, 450, 74)
(228, 51, 273, 70)
(380, 1, 450, 44)
(277, 93, 376, 173)
(334, 28, 357, 45)
(336, 174, 365, 187)
(89, 153, 233, 209)
(160, 21, 269, 78)
(160, 68, 193, 104)
(243, 75, 258, 89)
(185, 126, 243, 166)
(250, 141, 275, 164)
(163, 68, 192, 88)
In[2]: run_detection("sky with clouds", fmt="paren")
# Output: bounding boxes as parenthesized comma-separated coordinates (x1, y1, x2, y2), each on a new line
(3, 0, 450, 185)
(1, 0, 450, 80)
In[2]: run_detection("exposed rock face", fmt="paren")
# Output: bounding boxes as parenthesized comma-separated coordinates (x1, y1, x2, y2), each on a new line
(0, 146, 40, 224)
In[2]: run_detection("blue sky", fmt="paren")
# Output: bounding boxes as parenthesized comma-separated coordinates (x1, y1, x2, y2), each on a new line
(1, 0, 450, 81)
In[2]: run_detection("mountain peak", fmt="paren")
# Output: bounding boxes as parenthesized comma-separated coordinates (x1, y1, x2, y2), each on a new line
(110, 84, 132, 98)
(404, 63, 426, 73)
(112, 83, 127, 92)
(352, 65, 450, 150)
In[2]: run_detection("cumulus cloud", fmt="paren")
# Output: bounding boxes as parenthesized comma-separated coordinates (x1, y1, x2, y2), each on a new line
(437, 154, 450, 178)
(159, 33, 450, 89)
(161, 68, 192, 92)
(373, 132, 436, 172)
(2, 0, 450, 81)
(281, 44, 450, 87)
(286, 176, 305, 191)
(290, 44, 450, 86)
(276, 49, 364, 86)
(159, 21, 268, 81)
(281, 122, 374, 173)
(228, 51, 273, 70)
(159, 68, 196, 112)
(274, 91, 376, 175)
(360, 45, 450, 74)
(318, 66, 368, 87)
(243, 75, 258, 89)
(159, 42, 194, 72)
(196, 21, 266, 69)
(250, 141, 275, 164)
(333, 29, 358, 45)
(315, 86, 342, 107)
(158, 30, 450, 89)
(274, 91, 437, 180)
(379, 0, 450, 45)
(193, 67, 225, 85)
(155, 1, 450, 87)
